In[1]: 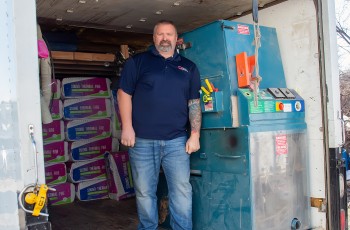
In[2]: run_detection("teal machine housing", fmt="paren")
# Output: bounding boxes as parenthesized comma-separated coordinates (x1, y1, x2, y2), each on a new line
(180, 20, 310, 229)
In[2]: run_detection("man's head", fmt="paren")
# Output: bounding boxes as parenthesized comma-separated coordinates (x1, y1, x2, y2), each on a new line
(153, 20, 178, 57)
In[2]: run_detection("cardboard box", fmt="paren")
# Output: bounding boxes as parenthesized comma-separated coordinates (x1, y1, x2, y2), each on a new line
(69, 137, 119, 161)
(42, 120, 64, 143)
(105, 151, 135, 201)
(45, 163, 67, 185)
(50, 99, 63, 120)
(62, 77, 111, 99)
(76, 179, 109, 201)
(67, 159, 107, 183)
(63, 98, 111, 120)
(65, 118, 111, 141)
(52, 79, 61, 99)
(43, 141, 69, 163)
(47, 182, 75, 205)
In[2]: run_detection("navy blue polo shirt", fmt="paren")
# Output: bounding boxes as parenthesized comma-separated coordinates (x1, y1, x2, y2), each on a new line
(119, 46, 201, 140)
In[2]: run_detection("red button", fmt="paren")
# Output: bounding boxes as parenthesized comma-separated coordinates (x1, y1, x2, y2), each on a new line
(279, 103, 284, 111)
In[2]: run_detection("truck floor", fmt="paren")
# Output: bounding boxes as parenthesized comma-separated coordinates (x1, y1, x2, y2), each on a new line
(49, 198, 139, 230)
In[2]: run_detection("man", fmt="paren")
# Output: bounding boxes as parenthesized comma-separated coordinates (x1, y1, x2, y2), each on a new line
(117, 20, 202, 230)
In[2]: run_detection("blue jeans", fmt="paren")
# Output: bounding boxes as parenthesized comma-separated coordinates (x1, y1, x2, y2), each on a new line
(129, 136, 192, 230)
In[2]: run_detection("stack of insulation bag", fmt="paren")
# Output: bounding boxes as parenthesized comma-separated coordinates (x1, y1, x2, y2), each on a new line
(42, 77, 135, 205)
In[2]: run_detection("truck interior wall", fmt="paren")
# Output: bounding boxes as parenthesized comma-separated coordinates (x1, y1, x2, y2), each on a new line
(35, 8, 150, 230)
(37, 28, 143, 230)
(235, 0, 326, 228)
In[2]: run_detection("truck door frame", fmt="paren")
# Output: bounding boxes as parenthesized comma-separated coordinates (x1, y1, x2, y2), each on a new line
(0, 0, 45, 229)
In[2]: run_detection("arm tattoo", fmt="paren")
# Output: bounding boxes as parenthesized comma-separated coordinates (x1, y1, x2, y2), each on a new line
(188, 99, 202, 133)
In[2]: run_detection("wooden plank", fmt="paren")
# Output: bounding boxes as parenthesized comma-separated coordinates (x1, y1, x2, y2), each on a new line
(54, 69, 116, 76)
(51, 51, 115, 62)
(73, 52, 115, 62)
(92, 53, 115, 62)
(51, 51, 74, 60)
(54, 64, 114, 72)
(53, 60, 116, 67)
(73, 52, 93, 61)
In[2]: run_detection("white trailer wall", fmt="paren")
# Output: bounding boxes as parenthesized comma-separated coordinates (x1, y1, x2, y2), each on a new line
(0, 0, 45, 229)
(236, 0, 341, 229)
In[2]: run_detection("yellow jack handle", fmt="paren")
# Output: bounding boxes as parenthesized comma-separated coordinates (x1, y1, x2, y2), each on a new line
(19, 184, 52, 217)
(24, 184, 49, 217)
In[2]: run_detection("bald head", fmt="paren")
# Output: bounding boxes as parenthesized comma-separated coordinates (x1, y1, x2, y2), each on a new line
(153, 20, 178, 58)
(153, 20, 178, 36)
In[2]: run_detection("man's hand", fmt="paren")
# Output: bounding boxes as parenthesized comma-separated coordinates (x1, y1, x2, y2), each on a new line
(121, 126, 135, 147)
(186, 131, 200, 154)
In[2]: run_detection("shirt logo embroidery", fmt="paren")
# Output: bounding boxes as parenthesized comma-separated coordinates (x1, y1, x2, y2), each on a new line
(177, 66, 189, 73)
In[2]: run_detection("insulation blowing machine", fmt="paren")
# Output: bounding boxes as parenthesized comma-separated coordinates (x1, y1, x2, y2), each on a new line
(178, 20, 310, 230)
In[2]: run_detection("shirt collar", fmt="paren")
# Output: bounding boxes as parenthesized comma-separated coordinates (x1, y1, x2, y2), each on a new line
(150, 45, 181, 61)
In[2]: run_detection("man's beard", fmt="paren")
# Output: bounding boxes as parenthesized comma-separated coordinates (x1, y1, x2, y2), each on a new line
(157, 40, 172, 52)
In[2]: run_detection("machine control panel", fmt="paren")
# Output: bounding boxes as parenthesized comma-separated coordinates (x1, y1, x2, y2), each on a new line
(239, 88, 304, 114)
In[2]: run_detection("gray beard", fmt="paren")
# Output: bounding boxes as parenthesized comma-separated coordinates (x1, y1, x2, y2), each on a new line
(157, 44, 172, 52)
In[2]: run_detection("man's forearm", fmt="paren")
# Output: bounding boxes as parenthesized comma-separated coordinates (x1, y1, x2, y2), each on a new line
(188, 98, 202, 136)
(117, 89, 133, 129)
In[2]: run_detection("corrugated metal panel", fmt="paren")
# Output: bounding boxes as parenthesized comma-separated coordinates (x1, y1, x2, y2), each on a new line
(0, 0, 22, 229)
(36, 0, 279, 33)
